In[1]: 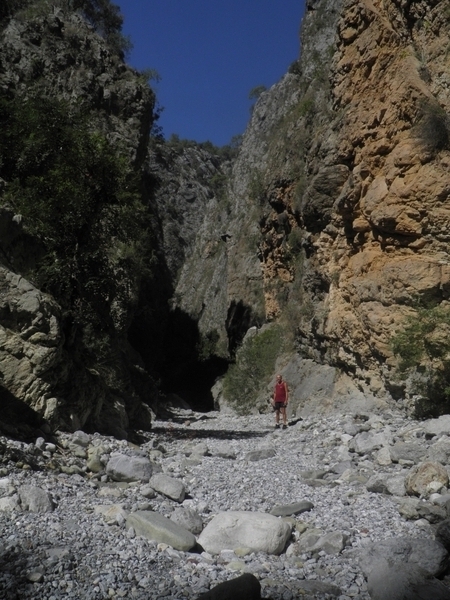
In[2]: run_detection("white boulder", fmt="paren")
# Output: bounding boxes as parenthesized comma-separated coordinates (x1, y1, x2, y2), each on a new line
(197, 511, 291, 555)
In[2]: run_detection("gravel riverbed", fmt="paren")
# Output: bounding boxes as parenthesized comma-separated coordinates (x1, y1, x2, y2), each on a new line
(0, 409, 441, 599)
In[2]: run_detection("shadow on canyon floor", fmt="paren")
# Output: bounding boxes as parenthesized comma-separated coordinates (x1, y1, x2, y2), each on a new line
(0, 384, 47, 442)
(147, 425, 269, 441)
(146, 417, 304, 442)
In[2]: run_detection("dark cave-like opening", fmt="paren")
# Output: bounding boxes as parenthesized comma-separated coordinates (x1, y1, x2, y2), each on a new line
(162, 354, 230, 412)
(129, 306, 229, 412)
(158, 308, 229, 412)
(160, 301, 260, 410)
(226, 299, 259, 357)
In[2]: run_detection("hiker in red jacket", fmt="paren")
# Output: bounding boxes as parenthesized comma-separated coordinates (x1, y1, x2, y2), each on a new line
(272, 374, 288, 429)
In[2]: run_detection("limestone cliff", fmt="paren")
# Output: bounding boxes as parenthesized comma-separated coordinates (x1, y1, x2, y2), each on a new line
(0, 1, 156, 437)
(309, 0, 450, 404)
(172, 0, 450, 415)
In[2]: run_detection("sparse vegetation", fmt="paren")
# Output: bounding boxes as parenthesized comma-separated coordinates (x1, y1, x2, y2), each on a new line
(196, 330, 220, 362)
(165, 134, 240, 161)
(293, 173, 307, 213)
(287, 228, 303, 258)
(13, 0, 56, 20)
(298, 97, 315, 118)
(248, 85, 267, 113)
(9, 0, 132, 56)
(248, 170, 266, 205)
(0, 93, 152, 333)
(391, 305, 450, 417)
(288, 60, 301, 76)
(222, 325, 284, 415)
(414, 99, 450, 152)
(73, 0, 132, 57)
(210, 171, 228, 201)
(298, 297, 315, 321)
(248, 85, 267, 101)
(138, 68, 161, 86)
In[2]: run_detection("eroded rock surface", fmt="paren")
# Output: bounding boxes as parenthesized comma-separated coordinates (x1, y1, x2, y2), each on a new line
(169, 0, 450, 415)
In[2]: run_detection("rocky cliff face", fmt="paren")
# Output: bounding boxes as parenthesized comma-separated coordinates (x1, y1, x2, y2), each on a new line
(309, 0, 450, 402)
(172, 0, 450, 416)
(0, 6, 152, 162)
(0, 2, 156, 437)
(2, 0, 450, 433)
(142, 141, 233, 406)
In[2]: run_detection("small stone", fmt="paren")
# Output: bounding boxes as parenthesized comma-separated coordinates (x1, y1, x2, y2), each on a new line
(27, 572, 44, 583)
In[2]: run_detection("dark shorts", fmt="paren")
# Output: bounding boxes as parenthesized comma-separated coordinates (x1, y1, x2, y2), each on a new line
(274, 402, 286, 411)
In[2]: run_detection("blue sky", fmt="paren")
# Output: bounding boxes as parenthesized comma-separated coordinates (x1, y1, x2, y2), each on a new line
(119, 1, 306, 146)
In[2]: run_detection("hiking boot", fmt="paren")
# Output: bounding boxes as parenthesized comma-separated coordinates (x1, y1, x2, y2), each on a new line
(282, 424, 287, 430)
(275, 424, 280, 429)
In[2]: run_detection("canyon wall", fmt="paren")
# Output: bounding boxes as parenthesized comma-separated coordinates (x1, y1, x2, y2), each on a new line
(2, 0, 450, 433)
(0, 3, 157, 437)
(171, 0, 450, 415)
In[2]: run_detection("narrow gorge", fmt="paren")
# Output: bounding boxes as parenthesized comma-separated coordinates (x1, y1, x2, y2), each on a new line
(1, 0, 450, 437)
(3, 2, 450, 600)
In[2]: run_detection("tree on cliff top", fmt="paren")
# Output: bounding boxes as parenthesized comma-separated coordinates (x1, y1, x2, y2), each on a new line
(73, 0, 132, 56)
(1, 0, 131, 57)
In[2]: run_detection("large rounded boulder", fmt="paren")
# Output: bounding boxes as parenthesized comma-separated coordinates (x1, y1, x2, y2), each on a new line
(197, 511, 291, 555)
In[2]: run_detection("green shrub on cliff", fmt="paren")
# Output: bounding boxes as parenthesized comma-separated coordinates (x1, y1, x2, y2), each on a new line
(223, 325, 283, 415)
(392, 305, 450, 417)
(415, 100, 450, 152)
(248, 169, 265, 205)
(73, 0, 132, 57)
